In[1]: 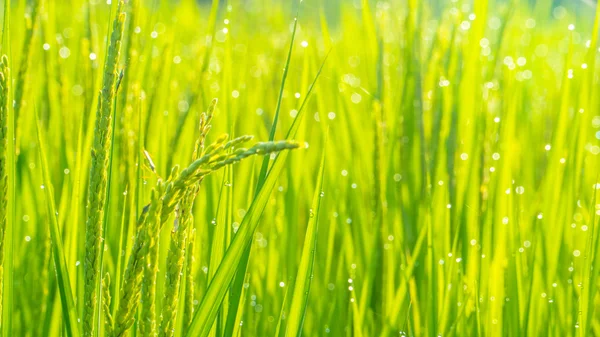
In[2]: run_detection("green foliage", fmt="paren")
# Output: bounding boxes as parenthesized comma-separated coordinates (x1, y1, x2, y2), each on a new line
(2, 0, 600, 337)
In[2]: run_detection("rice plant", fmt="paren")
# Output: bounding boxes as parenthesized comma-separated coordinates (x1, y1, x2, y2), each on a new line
(2, 0, 600, 337)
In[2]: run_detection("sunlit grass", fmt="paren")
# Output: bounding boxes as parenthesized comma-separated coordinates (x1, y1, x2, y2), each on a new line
(1, 0, 600, 336)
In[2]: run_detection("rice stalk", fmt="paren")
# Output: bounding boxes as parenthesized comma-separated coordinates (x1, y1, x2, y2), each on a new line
(157, 189, 195, 337)
(82, 5, 126, 337)
(114, 134, 297, 337)
(102, 273, 115, 337)
(181, 228, 196, 334)
(113, 190, 158, 337)
(158, 137, 294, 225)
(139, 204, 162, 337)
(0, 55, 9, 333)
(1, 2, 13, 335)
(158, 99, 217, 337)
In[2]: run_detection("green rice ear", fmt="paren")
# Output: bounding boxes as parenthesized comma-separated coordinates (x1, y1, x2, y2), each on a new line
(82, 4, 127, 337)
(0, 54, 8, 336)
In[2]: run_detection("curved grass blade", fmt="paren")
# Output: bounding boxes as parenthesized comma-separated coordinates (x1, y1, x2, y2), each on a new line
(263, 9, 297, 144)
(256, 5, 299, 189)
(285, 131, 327, 337)
(206, 167, 232, 336)
(223, 13, 323, 336)
(185, 45, 329, 337)
(224, 51, 330, 337)
(35, 109, 80, 337)
(184, 141, 296, 337)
